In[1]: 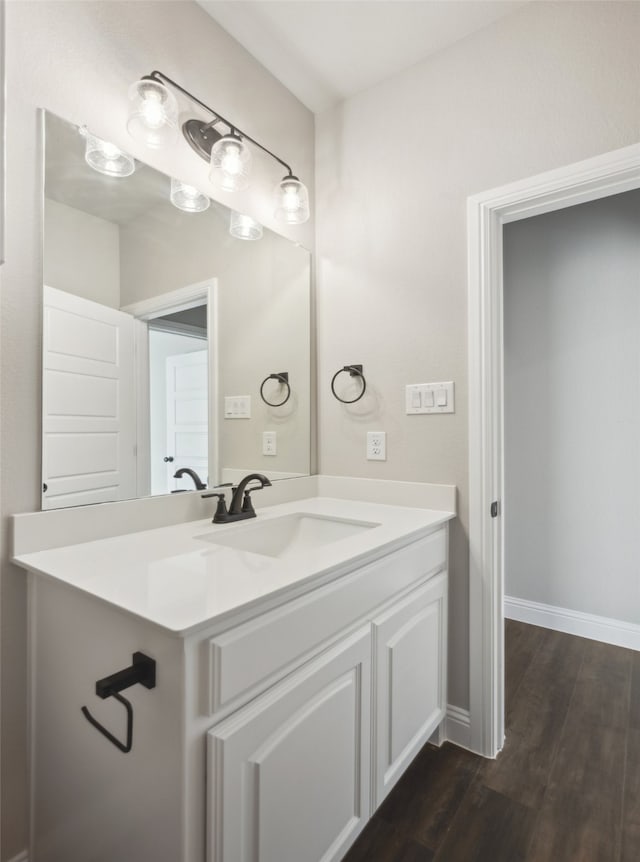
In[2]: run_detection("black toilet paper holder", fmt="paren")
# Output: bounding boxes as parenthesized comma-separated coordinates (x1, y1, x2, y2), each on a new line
(81, 651, 156, 754)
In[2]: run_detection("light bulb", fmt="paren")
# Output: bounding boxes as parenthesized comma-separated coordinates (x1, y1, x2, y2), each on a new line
(170, 178, 210, 213)
(221, 143, 242, 176)
(274, 175, 310, 224)
(80, 127, 135, 178)
(209, 133, 251, 192)
(229, 212, 263, 241)
(127, 78, 178, 149)
(140, 94, 166, 129)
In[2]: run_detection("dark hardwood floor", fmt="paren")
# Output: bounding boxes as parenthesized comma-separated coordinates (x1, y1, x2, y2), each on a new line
(344, 620, 640, 862)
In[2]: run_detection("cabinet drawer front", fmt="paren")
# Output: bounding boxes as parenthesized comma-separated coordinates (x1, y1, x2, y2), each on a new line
(206, 527, 447, 716)
(207, 627, 371, 862)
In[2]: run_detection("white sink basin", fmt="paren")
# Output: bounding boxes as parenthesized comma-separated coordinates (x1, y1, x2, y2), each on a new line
(196, 512, 380, 559)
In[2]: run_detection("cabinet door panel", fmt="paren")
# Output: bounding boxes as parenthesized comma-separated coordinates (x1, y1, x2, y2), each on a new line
(373, 572, 447, 808)
(207, 628, 371, 862)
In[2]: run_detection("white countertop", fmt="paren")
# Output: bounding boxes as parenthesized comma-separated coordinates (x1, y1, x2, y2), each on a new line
(13, 497, 453, 636)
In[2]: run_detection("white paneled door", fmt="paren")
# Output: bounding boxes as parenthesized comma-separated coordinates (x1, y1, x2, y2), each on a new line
(42, 285, 136, 509)
(166, 349, 208, 491)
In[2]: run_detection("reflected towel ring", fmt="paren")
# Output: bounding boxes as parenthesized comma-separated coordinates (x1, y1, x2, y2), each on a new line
(331, 365, 366, 404)
(260, 372, 291, 407)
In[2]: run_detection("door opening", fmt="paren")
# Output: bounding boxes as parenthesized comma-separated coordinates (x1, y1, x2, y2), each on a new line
(467, 143, 640, 757)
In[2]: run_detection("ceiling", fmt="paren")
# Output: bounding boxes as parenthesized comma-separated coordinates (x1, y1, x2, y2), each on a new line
(197, 1, 529, 113)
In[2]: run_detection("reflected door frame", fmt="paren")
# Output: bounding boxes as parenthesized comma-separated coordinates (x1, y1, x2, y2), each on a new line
(122, 278, 219, 497)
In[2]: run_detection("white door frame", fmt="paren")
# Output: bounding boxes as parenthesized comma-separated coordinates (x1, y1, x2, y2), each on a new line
(122, 278, 219, 496)
(467, 142, 640, 758)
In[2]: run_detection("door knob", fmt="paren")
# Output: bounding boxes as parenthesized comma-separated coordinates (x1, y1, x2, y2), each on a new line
(164, 456, 174, 463)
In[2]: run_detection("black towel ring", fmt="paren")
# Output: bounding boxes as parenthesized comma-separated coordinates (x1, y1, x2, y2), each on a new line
(260, 372, 291, 407)
(331, 365, 366, 404)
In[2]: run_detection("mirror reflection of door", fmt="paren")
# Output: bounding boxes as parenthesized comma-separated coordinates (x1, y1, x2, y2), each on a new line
(148, 306, 208, 495)
(42, 285, 137, 509)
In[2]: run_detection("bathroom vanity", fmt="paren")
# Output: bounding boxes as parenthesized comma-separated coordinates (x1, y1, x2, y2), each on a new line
(15, 494, 453, 862)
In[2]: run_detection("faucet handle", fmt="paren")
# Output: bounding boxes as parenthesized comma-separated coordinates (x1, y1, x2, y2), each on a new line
(241, 491, 256, 516)
(208, 493, 229, 524)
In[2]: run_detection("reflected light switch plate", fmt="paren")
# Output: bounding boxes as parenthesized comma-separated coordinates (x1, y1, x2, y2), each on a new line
(224, 395, 251, 418)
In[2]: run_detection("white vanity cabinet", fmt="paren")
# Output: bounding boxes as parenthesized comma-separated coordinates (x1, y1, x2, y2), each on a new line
(21, 511, 450, 862)
(207, 627, 372, 862)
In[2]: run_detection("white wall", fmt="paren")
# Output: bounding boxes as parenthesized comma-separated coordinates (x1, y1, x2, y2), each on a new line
(1, 2, 314, 857)
(504, 189, 640, 622)
(44, 198, 120, 307)
(315, 0, 640, 712)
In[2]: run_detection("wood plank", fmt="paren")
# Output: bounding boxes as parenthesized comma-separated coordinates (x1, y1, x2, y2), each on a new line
(621, 727, 640, 862)
(629, 649, 640, 729)
(377, 742, 481, 852)
(525, 638, 630, 862)
(343, 817, 434, 862)
(504, 619, 546, 713)
(480, 628, 585, 809)
(432, 783, 537, 862)
(568, 638, 633, 730)
(526, 724, 626, 862)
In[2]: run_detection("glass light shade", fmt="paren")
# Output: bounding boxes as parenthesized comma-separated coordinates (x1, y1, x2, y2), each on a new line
(170, 178, 210, 213)
(127, 78, 179, 149)
(81, 128, 135, 178)
(229, 211, 263, 241)
(274, 175, 310, 224)
(209, 133, 251, 192)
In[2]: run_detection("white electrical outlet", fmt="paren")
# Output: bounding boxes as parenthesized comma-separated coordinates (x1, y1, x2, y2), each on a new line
(263, 431, 277, 456)
(367, 431, 386, 461)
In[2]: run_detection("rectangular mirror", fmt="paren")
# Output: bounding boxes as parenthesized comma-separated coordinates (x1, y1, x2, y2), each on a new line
(42, 111, 311, 509)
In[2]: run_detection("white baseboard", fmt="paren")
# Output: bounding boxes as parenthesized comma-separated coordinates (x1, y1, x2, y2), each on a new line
(505, 596, 640, 652)
(7, 851, 29, 862)
(444, 704, 471, 749)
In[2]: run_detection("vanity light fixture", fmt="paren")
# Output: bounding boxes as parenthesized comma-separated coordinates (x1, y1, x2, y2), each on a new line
(127, 78, 179, 149)
(210, 132, 251, 192)
(229, 211, 263, 241)
(170, 178, 210, 213)
(127, 71, 310, 224)
(80, 127, 135, 178)
(274, 175, 310, 225)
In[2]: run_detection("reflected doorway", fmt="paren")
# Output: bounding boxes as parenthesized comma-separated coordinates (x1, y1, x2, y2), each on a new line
(148, 304, 207, 495)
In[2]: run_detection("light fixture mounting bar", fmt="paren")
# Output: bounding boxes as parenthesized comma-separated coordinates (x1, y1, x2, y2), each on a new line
(147, 70, 295, 177)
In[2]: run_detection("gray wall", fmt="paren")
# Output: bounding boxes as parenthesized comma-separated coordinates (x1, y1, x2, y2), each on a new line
(1, 2, 314, 857)
(44, 198, 121, 307)
(315, 0, 640, 711)
(120, 204, 311, 478)
(504, 189, 640, 622)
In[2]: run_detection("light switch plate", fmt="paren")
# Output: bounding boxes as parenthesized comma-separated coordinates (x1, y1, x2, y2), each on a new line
(224, 395, 251, 418)
(405, 382, 455, 414)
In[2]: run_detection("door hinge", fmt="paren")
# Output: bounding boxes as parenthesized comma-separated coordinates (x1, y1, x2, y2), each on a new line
(490, 500, 500, 518)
